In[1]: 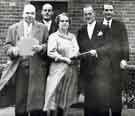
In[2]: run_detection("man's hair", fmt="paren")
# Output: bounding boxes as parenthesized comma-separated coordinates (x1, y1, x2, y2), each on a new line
(103, 1, 114, 9)
(83, 4, 94, 11)
(42, 3, 53, 10)
(23, 4, 36, 12)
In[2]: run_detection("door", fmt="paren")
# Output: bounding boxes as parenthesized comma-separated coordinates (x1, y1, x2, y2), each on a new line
(31, 1, 68, 21)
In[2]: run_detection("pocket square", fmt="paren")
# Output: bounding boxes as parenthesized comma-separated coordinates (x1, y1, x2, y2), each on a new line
(97, 31, 103, 36)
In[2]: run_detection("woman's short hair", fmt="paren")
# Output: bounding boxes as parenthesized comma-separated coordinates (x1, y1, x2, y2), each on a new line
(55, 12, 71, 25)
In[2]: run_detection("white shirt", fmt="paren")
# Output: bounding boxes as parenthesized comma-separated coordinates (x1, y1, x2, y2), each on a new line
(23, 21, 32, 38)
(43, 20, 52, 31)
(87, 21, 96, 40)
(103, 18, 112, 28)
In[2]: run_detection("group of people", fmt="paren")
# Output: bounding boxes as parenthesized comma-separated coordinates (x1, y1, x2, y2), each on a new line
(3, 2, 129, 116)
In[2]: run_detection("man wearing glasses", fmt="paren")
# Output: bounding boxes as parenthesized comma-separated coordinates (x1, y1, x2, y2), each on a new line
(41, 3, 57, 35)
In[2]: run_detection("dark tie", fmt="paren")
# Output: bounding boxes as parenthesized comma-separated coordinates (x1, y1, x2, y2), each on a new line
(107, 21, 110, 28)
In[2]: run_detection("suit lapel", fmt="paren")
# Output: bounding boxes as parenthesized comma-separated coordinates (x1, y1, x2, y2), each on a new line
(110, 20, 116, 36)
(83, 25, 94, 49)
(17, 21, 41, 43)
(83, 25, 89, 40)
(110, 20, 116, 31)
(31, 21, 37, 38)
(31, 21, 42, 43)
(91, 23, 98, 40)
(17, 20, 24, 40)
(85, 22, 99, 41)
(49, 21, 57, 34)
(82, 24, 97, 42)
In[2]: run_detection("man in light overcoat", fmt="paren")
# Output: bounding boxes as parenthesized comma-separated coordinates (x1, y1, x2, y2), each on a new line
(4, 4, 48, 116)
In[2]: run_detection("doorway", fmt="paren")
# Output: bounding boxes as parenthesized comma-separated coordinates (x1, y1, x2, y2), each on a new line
(31, 1, 68, 21)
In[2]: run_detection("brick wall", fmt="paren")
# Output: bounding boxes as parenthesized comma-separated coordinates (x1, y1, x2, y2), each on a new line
(0, 0, 135, 63)
(69, 0, 135, 62)
(0, 0, 25, 65)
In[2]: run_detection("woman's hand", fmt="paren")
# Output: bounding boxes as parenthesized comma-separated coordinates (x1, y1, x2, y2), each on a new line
(55, 57, 72, 64)
(64, 57, 72, 64)
(61, 57, 71, 64)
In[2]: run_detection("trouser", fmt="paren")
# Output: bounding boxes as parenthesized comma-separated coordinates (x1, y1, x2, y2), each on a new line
(56, 107, 64, 116)
(15, 110, 47, 116)
(30, 110, 47, 116)
(15, 112, 28, 116)
(47, 107, 64, 116)
(85, 107, 121, 116)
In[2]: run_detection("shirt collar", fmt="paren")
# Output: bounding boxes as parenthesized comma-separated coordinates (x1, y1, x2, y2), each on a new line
(103, 18, 112, 26)
(23, 20, 32, 28)
(87, 21, 96, 40)
(43, 19, 52, 24)
(88, 20, 96, 26)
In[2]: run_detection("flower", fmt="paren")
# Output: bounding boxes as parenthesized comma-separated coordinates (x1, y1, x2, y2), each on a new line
(97, 31, 103, 36)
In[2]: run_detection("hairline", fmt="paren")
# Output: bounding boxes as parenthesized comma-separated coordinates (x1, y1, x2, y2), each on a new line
(42, 3, 53, 10)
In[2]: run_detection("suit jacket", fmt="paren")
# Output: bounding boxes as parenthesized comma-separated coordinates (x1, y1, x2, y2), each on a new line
(108, 19, 129, 61)
(4, 20, 49, 112)
(40, 20, 57, 35)
(103, 19, 129, 111)
(40, 19, 58, 75)
(77, 22, 109, 82)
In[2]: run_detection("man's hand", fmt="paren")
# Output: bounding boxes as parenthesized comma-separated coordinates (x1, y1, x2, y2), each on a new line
(7, 46, 19, 57)
(120, 60, 128, 69)
(89, 49, 98, 57)
(32, 45, 43, 53)
(78, 93, 85, 102)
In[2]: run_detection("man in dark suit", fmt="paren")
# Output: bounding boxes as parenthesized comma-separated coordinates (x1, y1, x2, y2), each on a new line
(77, 5, 112, 116)
(41, 3, 57, 35)
(41, 3, 57, 116)
(5, 4, 48, 116)
(102, 3, 129, 116)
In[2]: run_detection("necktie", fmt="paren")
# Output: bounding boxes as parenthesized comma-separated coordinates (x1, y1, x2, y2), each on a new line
(107, 21, 110, 28)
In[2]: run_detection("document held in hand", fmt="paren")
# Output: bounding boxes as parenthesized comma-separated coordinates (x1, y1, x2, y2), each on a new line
(17, 37, 39, 56)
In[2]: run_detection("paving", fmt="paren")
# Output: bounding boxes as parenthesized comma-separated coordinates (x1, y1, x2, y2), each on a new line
(0, 107, 135, 116)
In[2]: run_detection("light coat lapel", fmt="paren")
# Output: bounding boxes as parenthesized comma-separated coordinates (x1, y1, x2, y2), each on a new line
(31, 21, 42, 42)
(17, 20, 24, 40)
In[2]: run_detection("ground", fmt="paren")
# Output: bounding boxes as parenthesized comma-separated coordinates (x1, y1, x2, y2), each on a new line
(0, 107, 14, 116)
(0, 107, 135, 116)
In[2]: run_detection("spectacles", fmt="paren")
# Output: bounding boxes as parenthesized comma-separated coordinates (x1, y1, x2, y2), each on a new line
(104, 9, 113, 12)
(25, 12, 35, 15)
(59, 20, 69, 22)
(43, 9, 52, 12)
(84, 12, 93, 16)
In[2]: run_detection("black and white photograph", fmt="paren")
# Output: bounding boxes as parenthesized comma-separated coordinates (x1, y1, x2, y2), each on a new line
(0, 0, 135, 116)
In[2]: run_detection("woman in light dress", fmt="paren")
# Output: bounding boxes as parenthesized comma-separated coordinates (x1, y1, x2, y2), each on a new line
(43, 12, 79, 116)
